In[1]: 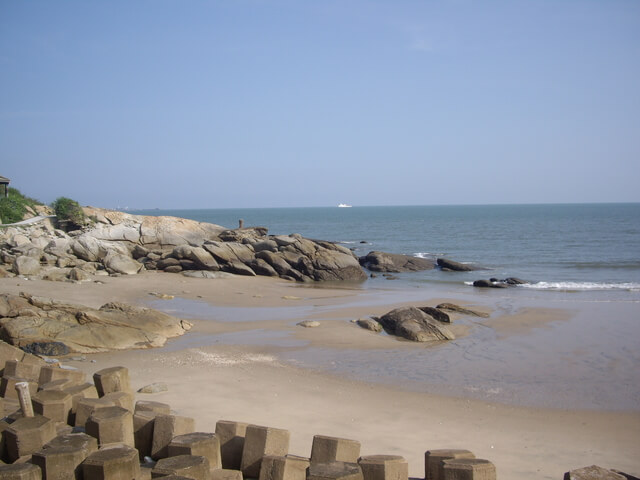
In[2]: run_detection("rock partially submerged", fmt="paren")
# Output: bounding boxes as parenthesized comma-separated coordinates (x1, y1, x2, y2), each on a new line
(436, 258, 477, 272)
(376, 307, 454, 342)
(359, 251, 436, 273)
(472, 277, 527, 288)
(0, 293, 192, 354)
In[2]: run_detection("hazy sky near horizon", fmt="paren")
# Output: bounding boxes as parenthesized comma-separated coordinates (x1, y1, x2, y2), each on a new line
(1, 1, 639, 209)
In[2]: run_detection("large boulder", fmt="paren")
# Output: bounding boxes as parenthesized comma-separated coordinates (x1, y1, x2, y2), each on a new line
(203, 241, 255, 264)
(0, 293, 192, 353)
(172, 245, 219, 270)
(377, 307, 454, 342)
(13, 256, 42, 276)
(359, 251, 436, 273)
(103, 251, 142, 275)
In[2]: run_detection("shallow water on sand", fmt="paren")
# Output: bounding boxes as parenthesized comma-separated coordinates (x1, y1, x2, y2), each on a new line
(151, 282, 640, 411)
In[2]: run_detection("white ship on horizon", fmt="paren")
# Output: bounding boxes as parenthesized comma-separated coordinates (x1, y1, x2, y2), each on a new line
(338, 203, 352, 208)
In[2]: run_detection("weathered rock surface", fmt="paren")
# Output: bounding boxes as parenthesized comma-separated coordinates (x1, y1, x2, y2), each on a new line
(355, 318, 382, 332)
(436, 258, 477, 272)
(0, 293, 192, 353)
(0, 207, 368, 283)
(359, 251, 436, 273)
(377, 307, 454, 342)
(436, 303, 489, 318)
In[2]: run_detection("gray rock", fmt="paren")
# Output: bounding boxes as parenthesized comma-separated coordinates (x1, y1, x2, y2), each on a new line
(223, 260, 256, 276)
(172, 245, 219, 270)
(359, 251, 436, 273)
(297, 321, 320, 328)
(418, 306, 450, 323)
(138, 382, 168, 394)
(355, 318, 382, 332)
(13, 255, 41, 275)
(437, 258, 477, 272)
(68, 267, 91, 282)
(436, 303, 489, 318)
(378, 307, 455, 342)
(103, 251, 142, 275)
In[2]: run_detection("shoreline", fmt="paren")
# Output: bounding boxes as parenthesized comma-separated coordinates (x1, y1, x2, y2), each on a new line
(1, 272, 639, 478)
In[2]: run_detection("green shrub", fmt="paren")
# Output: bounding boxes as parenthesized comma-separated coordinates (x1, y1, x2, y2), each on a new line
(0, 188, 42, 224)
(51, 196, 86, 230)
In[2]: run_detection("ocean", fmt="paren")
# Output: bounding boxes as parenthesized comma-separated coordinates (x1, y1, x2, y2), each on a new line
(134, 203, 640, 409)
(131, 203, 640, 296)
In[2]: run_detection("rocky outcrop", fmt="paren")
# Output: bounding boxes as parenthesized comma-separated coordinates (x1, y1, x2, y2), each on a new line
(359, 251, 436, 272)
(0, 208, 368, 283)
(0, 293, 192, 353)
(376, 307, 454, 342)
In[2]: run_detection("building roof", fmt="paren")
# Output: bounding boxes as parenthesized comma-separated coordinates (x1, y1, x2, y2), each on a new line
(0, 176, 10, 183)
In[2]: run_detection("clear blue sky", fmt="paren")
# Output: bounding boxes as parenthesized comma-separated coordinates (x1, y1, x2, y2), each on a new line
(1, 1, 639, 208)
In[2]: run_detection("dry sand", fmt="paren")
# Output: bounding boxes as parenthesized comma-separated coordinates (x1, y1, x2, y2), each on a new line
(1, 272, 639, 479)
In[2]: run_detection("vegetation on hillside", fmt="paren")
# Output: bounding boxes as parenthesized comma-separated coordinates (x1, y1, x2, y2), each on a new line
(51, 197, 87, 230)
(0, 187, 43, 224)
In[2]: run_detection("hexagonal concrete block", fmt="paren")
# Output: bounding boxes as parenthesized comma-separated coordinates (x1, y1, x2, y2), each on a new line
(92, 367, 131, 397)
(442, 459, 496, 480)
(3, 360, 41, 382)
(241, 425, 290, 479)
(259, 454, 310, 480)
(32, 443, 90, 480)
(425, 450, 475, 480)
(150, 414, 195, 460)
(38, 379, 72, 392)
(85, 406, 134, 447)
(0, 463, 42, 479)
(358, 455, 407, 480)
(32, 390, 73, 424)
(215, 420, 248, 470)
(311, 436, 361, 464)
(74, 397, 116, 427)
(564, 465, 627, 480)
(0, 376, 37, 400)
(134, 400, 171, 416)
(102, 391, 134, 412)
(4, 415, 57, 462)
(44, 432, 98, 456)
(81, 444, 141, 480)
(151, 454, 210, 479)
(169, 432, 221, 472)
(308, 461, 363, 480)
(212, 469, 244, 480)
(38, 366, 85, 387)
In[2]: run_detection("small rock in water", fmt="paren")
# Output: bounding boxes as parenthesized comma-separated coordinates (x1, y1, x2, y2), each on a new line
(282, 295, 302, 300)
(356, 318, 383, 332)
(297, 320, 320, 328)
(138, 382, 169, 394)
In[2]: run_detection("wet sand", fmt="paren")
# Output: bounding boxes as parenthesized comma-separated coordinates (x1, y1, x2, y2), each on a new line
(1, 272, 639, 478)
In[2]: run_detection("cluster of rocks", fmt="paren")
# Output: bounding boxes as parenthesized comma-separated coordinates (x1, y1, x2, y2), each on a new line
(0, 293, 192, 354)
(0, 207, 368, 284)
(358, 253, 478, 274)
(353, 306, 459, 342)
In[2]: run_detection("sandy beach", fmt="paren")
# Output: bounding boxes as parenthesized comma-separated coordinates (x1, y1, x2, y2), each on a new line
(1, 272, 639, 479)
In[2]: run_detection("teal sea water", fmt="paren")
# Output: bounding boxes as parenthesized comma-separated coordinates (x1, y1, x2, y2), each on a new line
(132, 203, 640, 294)
(135, 203, 640, 409)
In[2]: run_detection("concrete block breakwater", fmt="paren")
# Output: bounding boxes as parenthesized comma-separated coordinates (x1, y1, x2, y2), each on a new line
(0, 352, 625, 480)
